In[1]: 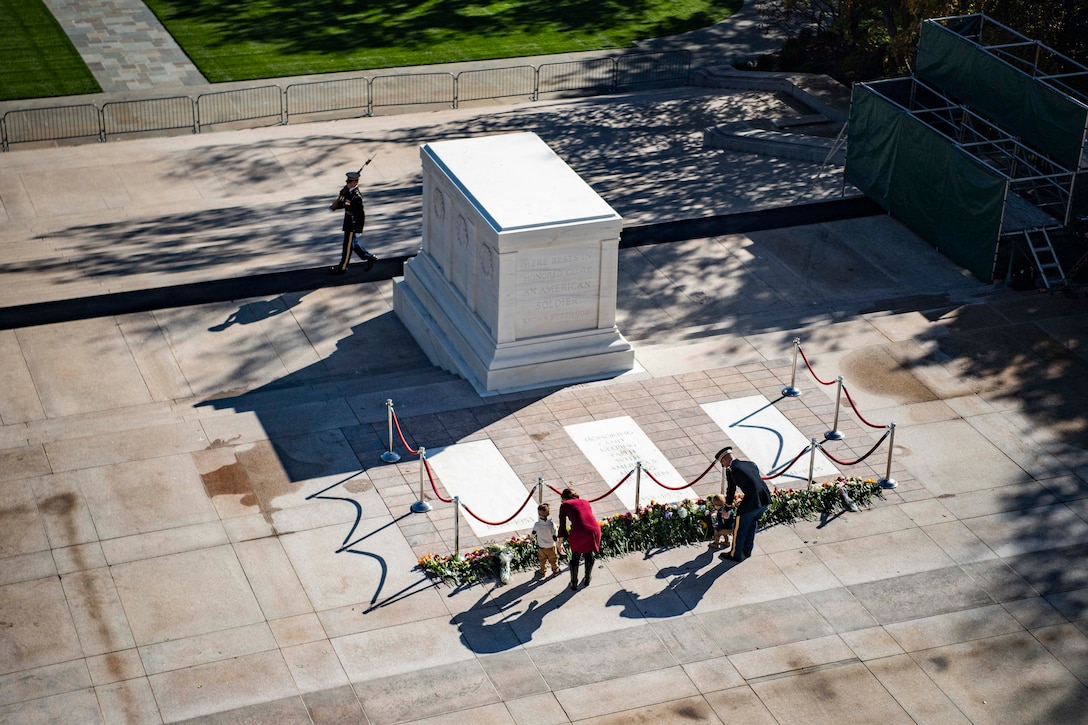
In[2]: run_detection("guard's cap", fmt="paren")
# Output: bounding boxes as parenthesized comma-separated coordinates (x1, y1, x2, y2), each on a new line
(715, 446, 734, 463)
(345, 171, 361, 181)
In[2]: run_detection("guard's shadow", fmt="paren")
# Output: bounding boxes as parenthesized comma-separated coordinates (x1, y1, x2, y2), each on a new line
(209, 291, 311, 331)
(608, 546, 735, 618)
(452, 575, 576, 654)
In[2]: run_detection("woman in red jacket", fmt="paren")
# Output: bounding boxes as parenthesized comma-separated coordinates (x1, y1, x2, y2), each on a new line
(558, 487, 601, 591)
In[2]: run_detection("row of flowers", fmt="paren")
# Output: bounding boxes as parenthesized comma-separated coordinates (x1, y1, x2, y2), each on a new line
(417, 476, 884, 585)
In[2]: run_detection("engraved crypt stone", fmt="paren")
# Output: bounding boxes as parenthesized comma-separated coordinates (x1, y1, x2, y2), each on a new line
(393, 132, 635, 394)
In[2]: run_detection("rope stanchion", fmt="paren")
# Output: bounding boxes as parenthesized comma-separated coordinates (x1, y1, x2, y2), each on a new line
(825, 376, 845, 441)
(878, 422, 899, 489)
(423, 457, 453, 503)
(806, 438, 819, 489)
(410, 446, 433, 513)
(461, 484, 539, 527)
(391, 409, 419, 456)
(820, 429, 891, 466)
(798, 345, 836, 386)
(452, 496, 461, 558)
(537, 477, 544, 505)
(634, 461, 642, 511)
(782, 337, 803, 397)
(841, 384, 888, 429)
(380, 399, 401, 463)
(587, 469, 635, 503)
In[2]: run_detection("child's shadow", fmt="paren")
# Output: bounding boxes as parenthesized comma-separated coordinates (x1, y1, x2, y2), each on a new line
(452, 575, 575, 654)
(607, 547, 734, 619)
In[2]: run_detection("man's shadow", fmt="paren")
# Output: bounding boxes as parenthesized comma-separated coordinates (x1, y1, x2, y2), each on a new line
(209, 290, 309, 331)
(607, 546, 735, 618)
(451, 575, 577, 654)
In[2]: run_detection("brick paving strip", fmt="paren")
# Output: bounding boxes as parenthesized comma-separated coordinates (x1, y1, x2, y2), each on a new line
(41, 0, 207, 92)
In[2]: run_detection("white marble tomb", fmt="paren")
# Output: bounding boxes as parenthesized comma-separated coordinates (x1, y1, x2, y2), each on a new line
(393, 132, 635, 394)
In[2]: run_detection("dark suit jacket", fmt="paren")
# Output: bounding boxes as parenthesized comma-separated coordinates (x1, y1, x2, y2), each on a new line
(726, 459, 772, 514)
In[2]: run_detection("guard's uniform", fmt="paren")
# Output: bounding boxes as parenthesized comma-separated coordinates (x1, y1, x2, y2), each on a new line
(329, 171, 376, 274)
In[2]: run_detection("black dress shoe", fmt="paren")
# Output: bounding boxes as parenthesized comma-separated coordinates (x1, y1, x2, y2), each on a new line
(330, 266, 347, 275)
(364, 254, 377, 271)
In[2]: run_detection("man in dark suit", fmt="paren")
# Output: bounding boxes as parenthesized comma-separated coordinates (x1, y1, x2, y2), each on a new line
(329, 170, 377, 274)
(716, 446, 772, 562)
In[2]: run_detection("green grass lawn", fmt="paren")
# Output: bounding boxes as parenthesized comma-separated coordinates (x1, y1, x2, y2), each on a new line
(144, 0, 743, 82)
(0, 0, 101, 101)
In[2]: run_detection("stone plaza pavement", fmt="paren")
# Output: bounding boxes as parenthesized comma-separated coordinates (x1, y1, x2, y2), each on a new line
(3, 81, 1088, 723)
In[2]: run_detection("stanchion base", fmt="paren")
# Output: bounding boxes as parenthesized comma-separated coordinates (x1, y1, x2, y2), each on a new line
(878, 477, 898, 489)
(824, 430, 844, 441)
(781, 386, 802, 398)
(380, 451, 401, 463)
(410, 500, 433, 513)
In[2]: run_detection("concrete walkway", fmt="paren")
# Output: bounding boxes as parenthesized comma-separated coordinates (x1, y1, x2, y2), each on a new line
(3, 5, 1088, 725)
(41, 0, 207, 92)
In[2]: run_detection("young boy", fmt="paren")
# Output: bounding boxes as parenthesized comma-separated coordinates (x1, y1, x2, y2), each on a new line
(532, 503, 563, 576)
(708, 494, 733, 550)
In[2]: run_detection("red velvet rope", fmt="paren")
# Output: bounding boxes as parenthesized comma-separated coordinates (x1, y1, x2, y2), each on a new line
(761, 444, 813, 480)
(798, 345, 836, 386)
(841, 383, 887, 429)
(460, 486, 539, 526)
(642, 457, 717, 491)
(587, 469, 634, 503)
(820, 429, 891, 466)
(391, 409, 419, 455)
(423, 458, 453, 503)
(547, 483, 564, 495)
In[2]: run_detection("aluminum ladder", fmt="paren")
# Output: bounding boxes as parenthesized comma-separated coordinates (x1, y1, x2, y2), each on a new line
(1023, 227, 1067, 289)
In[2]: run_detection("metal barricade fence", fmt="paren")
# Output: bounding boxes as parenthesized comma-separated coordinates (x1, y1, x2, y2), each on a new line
(456, 66, 537, 104)
(538, 57, 615, 95)
(615, 50, 691, 88)
(103, 96, 196, 138)
(2, 104, 101, 148)
(2, 51, 691, 150)
(285, 77, 370, 121)
(196, 85, 282, 128)
(371, 73, 456, 111)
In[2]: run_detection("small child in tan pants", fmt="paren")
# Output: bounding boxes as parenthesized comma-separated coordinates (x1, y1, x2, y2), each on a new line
(532, 503, 563, 576)
(709, 494, 733, 550)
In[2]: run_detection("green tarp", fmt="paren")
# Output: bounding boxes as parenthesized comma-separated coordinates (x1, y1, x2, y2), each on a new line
(846, 84, 1008, 281)
(917, 20, 1088, 169)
